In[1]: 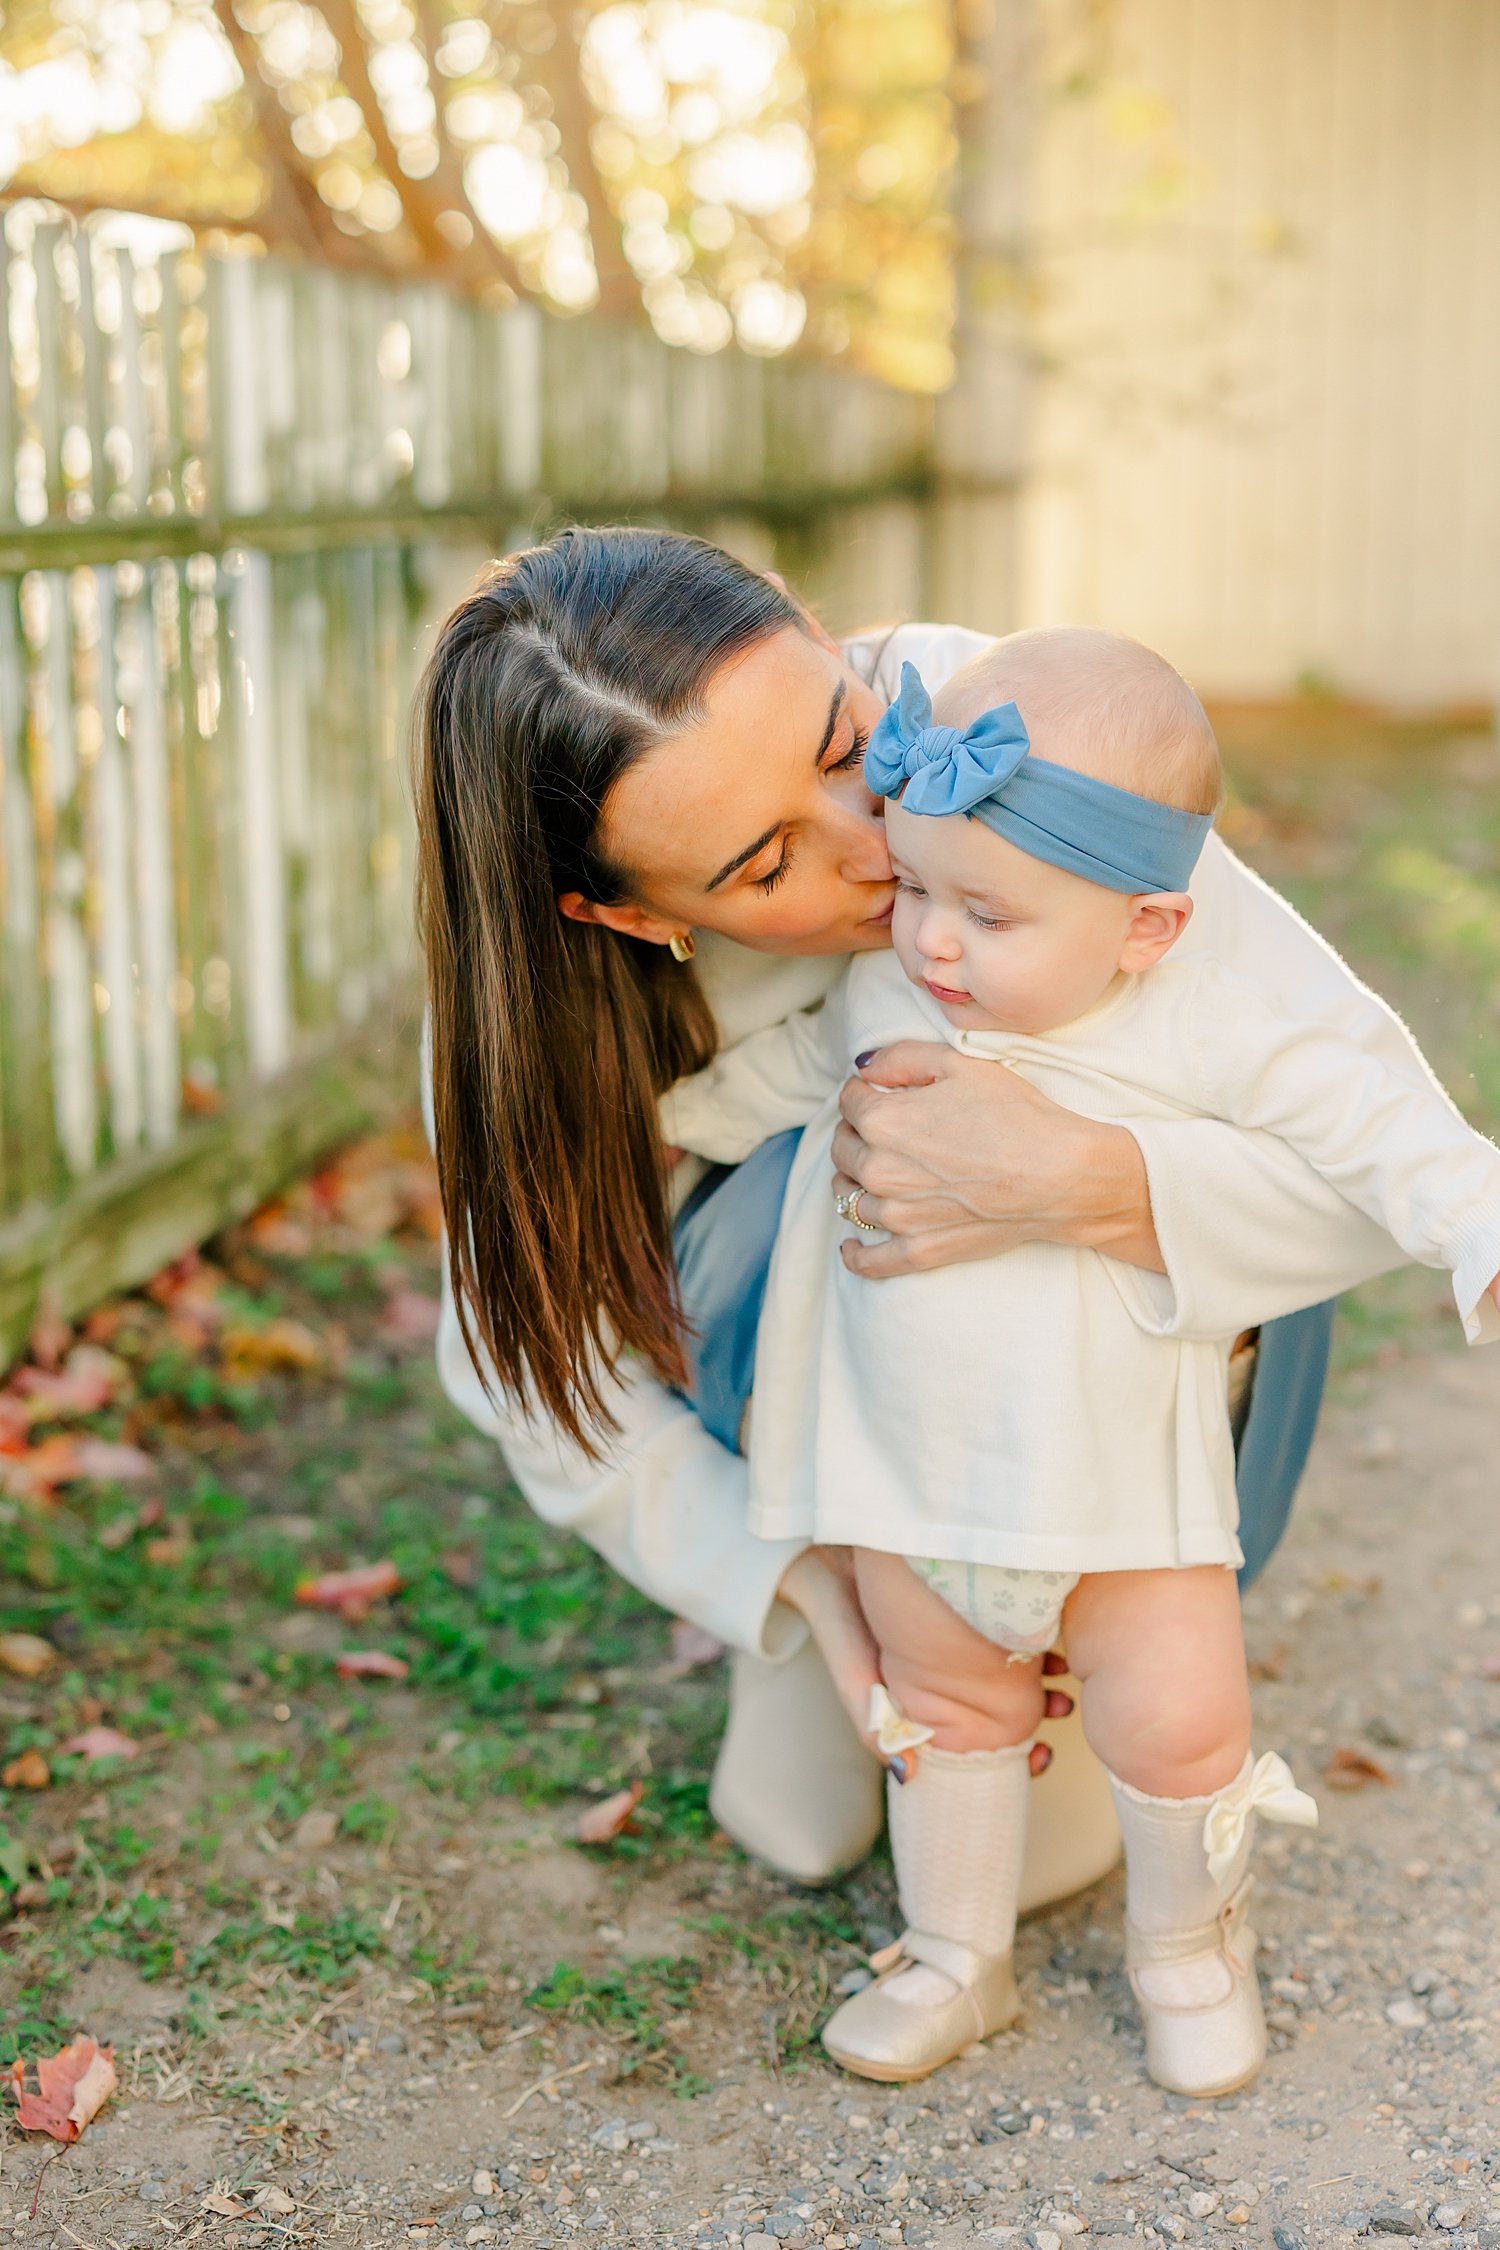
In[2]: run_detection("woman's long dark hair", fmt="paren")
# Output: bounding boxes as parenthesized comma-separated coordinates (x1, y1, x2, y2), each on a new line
(413, 525, 799, 1456)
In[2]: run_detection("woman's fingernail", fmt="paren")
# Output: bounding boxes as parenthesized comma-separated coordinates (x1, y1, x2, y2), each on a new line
(888, 1754, 908, 1784)
(855, 1049, 877, 1069)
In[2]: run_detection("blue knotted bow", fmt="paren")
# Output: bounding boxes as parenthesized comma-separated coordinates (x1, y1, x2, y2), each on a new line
(866, 662, 1212, 896)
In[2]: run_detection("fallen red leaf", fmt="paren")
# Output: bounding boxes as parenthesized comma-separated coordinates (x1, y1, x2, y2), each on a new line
(575, 1781, 645, 1845)
(378, 1288, 441, 1343)
(1323, 1745, 1393, 1790)
(12, 1346, 124, 1420)
(334, 1650, 410, 1680)
(60, 1728, 140, 1764)
(6, 2037, 117, 2141)
(2, 1749, 50, 1790)
(295, 1559, 403, 1621)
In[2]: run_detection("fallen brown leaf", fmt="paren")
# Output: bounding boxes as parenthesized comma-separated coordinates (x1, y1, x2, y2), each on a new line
(295, 1560, 403, 1621)
(1, 1748, 50, 1790)
(441, 1545, 480, 1589)
(60, 1727, 140, 1765)
(1247, 1643, 1290, 1683)
(202, 2191, 254, 2218)
(334, 1649, 410, 1680)
(253, 2185, 298, 2216)
(221, 1318, 324, 1376)
(576, 1781, 645, 1845)
(0, 1633, 58, 1680)
(1324, 1745, 1393, 1790)
(6, 2037, 116, 2141)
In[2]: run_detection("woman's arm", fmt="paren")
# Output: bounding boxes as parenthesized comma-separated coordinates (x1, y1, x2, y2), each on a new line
(830, 1040, 1406, 1337)
(435, 1260, 808, 1659)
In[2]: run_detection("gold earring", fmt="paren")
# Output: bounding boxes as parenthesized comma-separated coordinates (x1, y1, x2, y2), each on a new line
(668, 931, 696, 963)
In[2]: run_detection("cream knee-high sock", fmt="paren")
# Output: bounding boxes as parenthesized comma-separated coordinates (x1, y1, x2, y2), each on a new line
(1107, 1754, 1255, 2008)
(883, 1742, 1031, 2006)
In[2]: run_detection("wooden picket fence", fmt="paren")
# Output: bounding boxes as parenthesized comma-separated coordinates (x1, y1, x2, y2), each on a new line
(0, 206, 933, 1360)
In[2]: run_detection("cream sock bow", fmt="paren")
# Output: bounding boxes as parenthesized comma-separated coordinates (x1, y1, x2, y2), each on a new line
(1203, 1750, 1318, 1884)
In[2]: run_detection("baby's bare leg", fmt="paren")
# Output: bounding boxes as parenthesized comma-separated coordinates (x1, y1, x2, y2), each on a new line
(1063, 1566, 1250, 1799)
(854, 1549, 1045, 1753)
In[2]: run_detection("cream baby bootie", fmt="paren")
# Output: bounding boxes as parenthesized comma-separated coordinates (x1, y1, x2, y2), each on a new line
(821, 1697, 1030, 2082)
(1109, 1751, 1318, 2098)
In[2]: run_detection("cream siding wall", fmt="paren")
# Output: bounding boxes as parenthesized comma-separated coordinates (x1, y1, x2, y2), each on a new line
(1017, 0, 1500, 707)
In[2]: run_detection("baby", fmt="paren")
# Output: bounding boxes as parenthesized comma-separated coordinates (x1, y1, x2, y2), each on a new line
(663, 628, 1500, 2096)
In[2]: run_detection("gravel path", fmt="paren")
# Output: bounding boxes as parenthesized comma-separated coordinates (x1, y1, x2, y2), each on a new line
(3, 1340, 1497, 2248)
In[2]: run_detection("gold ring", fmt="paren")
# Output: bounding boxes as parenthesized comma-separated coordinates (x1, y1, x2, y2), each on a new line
(837, 1188, 881, 1235)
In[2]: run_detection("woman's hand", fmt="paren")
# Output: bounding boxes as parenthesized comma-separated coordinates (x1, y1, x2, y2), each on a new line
(831, 1041, 1167, 1281)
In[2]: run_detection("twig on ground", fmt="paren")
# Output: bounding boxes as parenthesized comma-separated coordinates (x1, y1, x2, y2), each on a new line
(499, 2053, 600, 2120)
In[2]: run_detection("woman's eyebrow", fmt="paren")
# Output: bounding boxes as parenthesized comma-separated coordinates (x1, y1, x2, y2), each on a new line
(702, 681, 847, 892)
(704, 821, 781, 893)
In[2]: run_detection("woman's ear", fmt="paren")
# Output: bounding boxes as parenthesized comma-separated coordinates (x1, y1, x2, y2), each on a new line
(558, 890, 680, 948)
(1118, 892, 1193, 974)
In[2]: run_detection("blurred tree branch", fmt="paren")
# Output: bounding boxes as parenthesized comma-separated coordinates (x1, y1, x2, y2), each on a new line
(210, 0, 377, 270)
(517, 2, 637, 317)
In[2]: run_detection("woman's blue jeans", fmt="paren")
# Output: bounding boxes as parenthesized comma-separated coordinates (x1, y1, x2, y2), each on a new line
(672, 1130, 1336, 1589)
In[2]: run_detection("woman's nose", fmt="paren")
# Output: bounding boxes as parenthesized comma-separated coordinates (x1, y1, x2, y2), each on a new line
(832, 795, 892, 884)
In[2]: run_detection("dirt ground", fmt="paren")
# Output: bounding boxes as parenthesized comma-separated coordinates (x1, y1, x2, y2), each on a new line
(1, 1216, 1497, 2248)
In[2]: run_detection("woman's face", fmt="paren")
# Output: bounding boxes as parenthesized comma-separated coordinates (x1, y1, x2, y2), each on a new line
(593, 623, 897, 958)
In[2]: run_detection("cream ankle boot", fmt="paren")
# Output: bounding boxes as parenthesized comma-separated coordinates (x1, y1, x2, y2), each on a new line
(711, 1643, 885, 1884)
(1109, 1751, 1318, 2098)
(821, 1739, 1030, 2082)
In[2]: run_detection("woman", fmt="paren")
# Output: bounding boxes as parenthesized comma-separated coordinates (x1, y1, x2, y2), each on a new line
(416, 526, 1402, 1902)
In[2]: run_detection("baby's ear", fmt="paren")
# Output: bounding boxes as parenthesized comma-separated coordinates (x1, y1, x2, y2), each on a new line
(1119, 891, 1193, 974)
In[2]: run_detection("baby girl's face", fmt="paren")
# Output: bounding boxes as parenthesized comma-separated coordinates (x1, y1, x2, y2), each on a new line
(886, 802, 1171, 1035)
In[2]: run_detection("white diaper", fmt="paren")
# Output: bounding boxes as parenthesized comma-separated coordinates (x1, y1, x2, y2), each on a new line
(908, 1555, 1080, 1656)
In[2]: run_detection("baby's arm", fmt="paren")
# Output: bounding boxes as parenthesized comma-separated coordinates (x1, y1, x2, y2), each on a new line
(1196, 969, 1500, 1343)
(660, 988, 847, 1165)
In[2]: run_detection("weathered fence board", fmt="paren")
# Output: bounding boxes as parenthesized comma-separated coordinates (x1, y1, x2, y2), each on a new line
(0, 201, 937, 1359)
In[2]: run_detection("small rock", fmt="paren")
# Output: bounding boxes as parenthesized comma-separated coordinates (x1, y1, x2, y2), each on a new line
(625, 2121, 660, 2143)
(744, 2235, 779, 2250)
(1407, 1968, 1438, 1994)
(1431, 2208, 1467, 2231)
(1154, 2218, 1188, 2242)
(1225, 2210, 1251, 2228)
(1043, 2219, 1085, 2239)
(461, 2207, 485, 2222)
(1367, 2212, 1422, 2238)
(835, 1968, 875, 1998)
(471, 2172, 495, 2197)
(291, 1806, 339, 1852)
(1029, 2233, 1063, 2250)
(590, 2120, 631, 2154)
(1187, 2192, 1220, 2220)
(376, 2031, 407, 2054)
(1427, 1991, 1462, 2022)
(137, 2182, 166, 2203)
(1344, 2215, 1371, 2237)
(1273, 2230, 1308, 2250)
(466, 2232, 498, 2246)
(1385, 1998, 1427, 2030)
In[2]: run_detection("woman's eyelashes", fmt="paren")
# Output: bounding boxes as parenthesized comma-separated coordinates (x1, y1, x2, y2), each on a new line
(752, 839, 795, 894)
(825, 723, 869, 775)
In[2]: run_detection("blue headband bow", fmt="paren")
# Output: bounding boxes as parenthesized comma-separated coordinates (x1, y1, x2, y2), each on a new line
(866, 663, 1212, 895)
